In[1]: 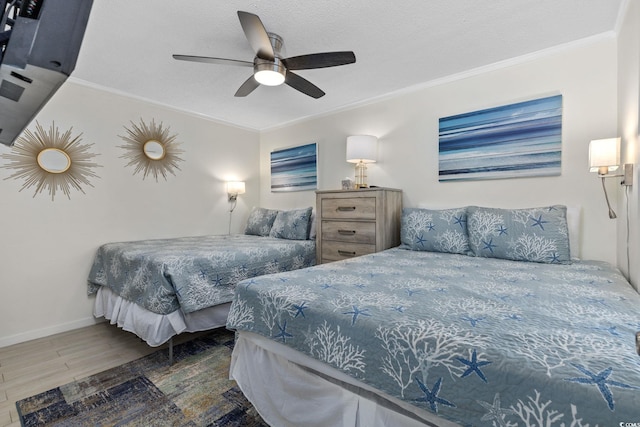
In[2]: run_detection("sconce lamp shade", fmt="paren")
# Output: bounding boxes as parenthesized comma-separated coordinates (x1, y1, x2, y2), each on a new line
(346, 135, 378, 164)
(589, 138, 620, 174)
(226, 181, 246, 196)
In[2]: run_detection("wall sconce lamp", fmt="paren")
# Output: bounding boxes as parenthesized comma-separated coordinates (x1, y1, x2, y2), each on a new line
(227, 181, 245, 204)
(588, 138, 633, 219)
(346, 135, 377, 188)
(226, 181, 245, 234)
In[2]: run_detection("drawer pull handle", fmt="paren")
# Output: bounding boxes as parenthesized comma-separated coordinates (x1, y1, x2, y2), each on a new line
(338, 250, 357, 257)
(338, 229, 356, 235)
(337, 206, 357, 211)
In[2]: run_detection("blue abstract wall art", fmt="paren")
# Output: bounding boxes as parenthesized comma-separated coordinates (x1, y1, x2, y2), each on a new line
(271, 142, 318, 192)
(438, 94, 562, 182)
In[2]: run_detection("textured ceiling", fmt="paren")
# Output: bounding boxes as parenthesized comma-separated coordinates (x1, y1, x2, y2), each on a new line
(71, 0, 625, 131)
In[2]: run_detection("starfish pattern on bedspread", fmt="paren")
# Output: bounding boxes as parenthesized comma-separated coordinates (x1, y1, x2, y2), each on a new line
(413, 377, 455, 413)
(293, 301, 308, 318)
(274, 320, 293, 343)
(564, 364, 638, 411)
(461, 314, 485, 327)
(477, 393, 515, 427)
(343, 305, 371, 325)
(457, 349, 491, 382)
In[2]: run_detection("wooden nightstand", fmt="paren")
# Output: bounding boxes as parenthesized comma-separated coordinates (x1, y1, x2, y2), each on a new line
(315, 188, 402, 264)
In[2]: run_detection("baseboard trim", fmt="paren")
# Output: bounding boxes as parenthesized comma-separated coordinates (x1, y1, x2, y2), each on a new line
(0, 317, 104, 348)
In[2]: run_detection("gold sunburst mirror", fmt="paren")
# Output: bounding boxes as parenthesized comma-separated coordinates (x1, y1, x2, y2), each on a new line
(1, 122, 101, 200)
(118, 118, 184, 181)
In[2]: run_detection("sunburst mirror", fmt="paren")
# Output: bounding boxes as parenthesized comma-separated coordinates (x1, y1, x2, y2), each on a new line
(1, 122, 101, 200)
(118, 118, 184, 181)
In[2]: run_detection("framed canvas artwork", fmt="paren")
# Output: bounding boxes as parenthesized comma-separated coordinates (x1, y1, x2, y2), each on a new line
(439, 94, 563, 182)
(270, 142, 318, 192)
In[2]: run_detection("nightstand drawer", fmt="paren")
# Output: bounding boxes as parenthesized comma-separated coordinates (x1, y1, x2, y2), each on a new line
(320, 197, 376, 220)
(322, 241, 376, 262)
(321, 221, 375, 244)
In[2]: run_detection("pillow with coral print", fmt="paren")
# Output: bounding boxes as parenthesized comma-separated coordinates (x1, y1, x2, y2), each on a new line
(244, 207, 279, 236)
(399, 207, 470, 255)
(269, 207, 313, 240)
(467, 205, 571, 264)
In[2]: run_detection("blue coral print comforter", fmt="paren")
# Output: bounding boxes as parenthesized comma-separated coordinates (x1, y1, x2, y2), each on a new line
(227, 248, 640, 425)
(87, 234, 315, 315)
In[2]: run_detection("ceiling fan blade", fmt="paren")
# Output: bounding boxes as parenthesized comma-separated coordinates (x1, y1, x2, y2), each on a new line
(234, 75, 260, 97)
(285, 71, 325, 99)
(237, 11, 274, 60)
(283, 51, 356, 70)
(172, 54, 253, 67)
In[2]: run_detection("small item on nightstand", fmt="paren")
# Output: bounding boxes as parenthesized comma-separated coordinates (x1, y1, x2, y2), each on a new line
(341, 178, 353, 190)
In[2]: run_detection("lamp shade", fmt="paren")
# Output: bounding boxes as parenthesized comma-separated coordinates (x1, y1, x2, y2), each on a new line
(226, 181, 246, 195)
(346, 135, 377, 164)
(589, 138, 620, 173)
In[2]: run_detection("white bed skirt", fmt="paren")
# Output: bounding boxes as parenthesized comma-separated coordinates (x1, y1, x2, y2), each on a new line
(93, 286, 231, 346)
(230, 331, 459, 427)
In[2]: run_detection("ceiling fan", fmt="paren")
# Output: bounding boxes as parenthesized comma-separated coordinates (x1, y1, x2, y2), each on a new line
(173, 11, 356, 99)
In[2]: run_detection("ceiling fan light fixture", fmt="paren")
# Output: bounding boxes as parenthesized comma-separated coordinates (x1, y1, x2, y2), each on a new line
(255, 69, 285, 86)
(254, 58, 286, 86)
(173, 12, 355, 98)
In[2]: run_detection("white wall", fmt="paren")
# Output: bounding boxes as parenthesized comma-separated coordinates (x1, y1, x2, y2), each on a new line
(260, 37, 620, 264)
(0, 82, 260, 347)
(617, 0, 640, 290)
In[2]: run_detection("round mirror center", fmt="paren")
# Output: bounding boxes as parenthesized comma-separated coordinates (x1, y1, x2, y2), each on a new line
(37, 148, 71, 174)
(143, 140, 165, 160)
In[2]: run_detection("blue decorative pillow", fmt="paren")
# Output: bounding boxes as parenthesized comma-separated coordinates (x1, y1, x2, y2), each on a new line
(400, 208, 470, 254)
(244, 207, 279, 236)
(467, 205, 571, 264)
(269, 207, 313, 240)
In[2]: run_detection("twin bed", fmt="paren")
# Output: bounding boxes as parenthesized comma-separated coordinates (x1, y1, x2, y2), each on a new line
(225, 205, 640, 426)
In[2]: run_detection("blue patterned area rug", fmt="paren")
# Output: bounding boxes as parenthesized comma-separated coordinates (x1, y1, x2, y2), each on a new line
(15, 328, 267, 426)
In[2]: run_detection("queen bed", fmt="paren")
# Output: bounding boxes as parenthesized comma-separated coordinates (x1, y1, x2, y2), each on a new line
(226, 205, 640, 426)
(87, 207, 316, 352)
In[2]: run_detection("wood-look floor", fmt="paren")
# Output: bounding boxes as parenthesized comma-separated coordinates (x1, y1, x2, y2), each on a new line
(0, 323, 205, 426)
